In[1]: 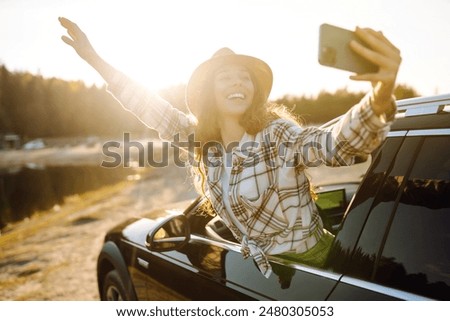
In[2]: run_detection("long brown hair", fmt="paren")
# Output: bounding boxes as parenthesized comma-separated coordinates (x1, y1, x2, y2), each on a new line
(190, 69, 302, 214)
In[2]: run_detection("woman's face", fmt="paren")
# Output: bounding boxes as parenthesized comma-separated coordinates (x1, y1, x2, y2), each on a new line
(213, 64, 255, 120)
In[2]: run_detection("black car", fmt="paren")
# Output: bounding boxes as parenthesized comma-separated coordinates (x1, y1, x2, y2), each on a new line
(97, 94, 450, 301)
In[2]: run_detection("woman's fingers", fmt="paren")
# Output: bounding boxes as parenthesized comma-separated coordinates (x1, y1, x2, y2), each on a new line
(59, 17, 86, 43)
(349, 72, 394, 84)
(371, 30, 400, 54)
(349, 40, 392, 68)
(349, 27, 401, 84)
(348, 27, 402, 115)
(58, 17, 96, 62)
(61, 35, 74, 47)
(355, 27, 400, 57)
(351, 30, 401, 70)
(59, 17, 75, 36)
(59, 17, 78, 31)
(68, 29, 77, 41)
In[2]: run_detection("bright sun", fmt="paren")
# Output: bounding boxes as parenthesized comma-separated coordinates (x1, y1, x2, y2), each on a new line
(61, 0, 293, 95)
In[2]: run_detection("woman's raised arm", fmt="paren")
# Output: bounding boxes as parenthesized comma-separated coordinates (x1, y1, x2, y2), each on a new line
(59, 17, 116, 81)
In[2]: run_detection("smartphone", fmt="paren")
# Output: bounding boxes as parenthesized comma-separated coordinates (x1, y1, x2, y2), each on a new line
(318, 23, 378, 74)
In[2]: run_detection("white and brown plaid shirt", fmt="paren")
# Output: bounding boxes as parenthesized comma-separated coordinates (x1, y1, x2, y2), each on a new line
(107, 71, 395, 277)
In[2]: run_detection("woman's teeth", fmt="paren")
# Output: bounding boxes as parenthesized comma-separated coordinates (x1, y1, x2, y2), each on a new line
(227, 93, 245, 100)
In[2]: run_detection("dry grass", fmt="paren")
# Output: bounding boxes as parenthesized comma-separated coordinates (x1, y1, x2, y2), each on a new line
(0, 180, 132, 248)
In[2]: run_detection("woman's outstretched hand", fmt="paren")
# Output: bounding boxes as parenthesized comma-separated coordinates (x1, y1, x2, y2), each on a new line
(59, 17, 98, 63)
(349, 27, 402, 116)
(59, 17, 115, 80)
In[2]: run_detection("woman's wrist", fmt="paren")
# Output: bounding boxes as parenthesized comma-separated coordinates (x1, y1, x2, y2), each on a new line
(82, 49, 101, 66)
(83, 52, 114, 81)
(370, 92, 397, 121)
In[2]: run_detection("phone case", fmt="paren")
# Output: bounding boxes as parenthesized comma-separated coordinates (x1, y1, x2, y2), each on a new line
(318, 23, 378, 74)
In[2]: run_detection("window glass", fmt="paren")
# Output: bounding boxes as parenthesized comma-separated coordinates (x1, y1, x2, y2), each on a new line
(328, 138, 404, 272)
(375, 136, 450, 300)
(343, 138, 420, 279)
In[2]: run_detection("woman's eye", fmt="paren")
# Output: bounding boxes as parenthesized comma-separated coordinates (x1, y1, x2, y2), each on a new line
(239, 72, 251, 81)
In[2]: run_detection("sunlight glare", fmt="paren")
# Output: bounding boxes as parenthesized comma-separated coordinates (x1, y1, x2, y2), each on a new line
(2, 0, 447, 98)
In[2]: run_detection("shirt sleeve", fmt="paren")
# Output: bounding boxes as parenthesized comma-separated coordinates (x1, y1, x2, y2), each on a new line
(105, 71, 197, 141)
(330, 91, 396, 160)
(275, 91, 397, 168)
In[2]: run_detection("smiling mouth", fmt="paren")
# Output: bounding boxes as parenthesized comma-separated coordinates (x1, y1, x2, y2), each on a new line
(227, 93, 246, 100)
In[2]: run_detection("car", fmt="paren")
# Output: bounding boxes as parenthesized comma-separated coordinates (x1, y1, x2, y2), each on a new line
(22, 138, 46, 150)
(97, 94, 450, 301)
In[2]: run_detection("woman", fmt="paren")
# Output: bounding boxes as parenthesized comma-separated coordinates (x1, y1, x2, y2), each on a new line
(59, 17, 401, 277)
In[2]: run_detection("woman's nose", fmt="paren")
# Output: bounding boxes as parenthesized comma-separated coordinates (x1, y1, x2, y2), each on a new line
(231, 75, 242, 86)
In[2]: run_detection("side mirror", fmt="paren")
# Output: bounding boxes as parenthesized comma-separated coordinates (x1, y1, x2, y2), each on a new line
(146, 214, 190, 252)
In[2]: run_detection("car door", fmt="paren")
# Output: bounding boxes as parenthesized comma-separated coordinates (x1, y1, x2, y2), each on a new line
(222, 246, 342, 300)
(136, 232, 342, 300)
(328, 131, 450, 300)
(127, 214, 253, 300)
(186, 205, 343, 300)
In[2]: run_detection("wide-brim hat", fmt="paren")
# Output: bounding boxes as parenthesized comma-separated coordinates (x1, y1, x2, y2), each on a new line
(185, 47, 273, 117)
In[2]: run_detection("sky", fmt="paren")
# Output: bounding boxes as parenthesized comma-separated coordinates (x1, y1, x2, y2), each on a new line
(0, 0, 449, 100)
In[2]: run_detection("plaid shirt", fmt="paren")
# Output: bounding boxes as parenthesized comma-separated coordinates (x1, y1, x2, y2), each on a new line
(107, 71, 395, 277)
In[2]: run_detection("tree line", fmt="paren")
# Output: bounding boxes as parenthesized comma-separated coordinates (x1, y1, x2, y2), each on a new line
(0, 65, 419, 140)
(275, 85, 419, 125)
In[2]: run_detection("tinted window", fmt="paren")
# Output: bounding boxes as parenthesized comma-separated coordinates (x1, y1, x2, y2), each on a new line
(328, 138, 405, 272)
(375, 136, 450, 300)
(344, 138, 421, 279)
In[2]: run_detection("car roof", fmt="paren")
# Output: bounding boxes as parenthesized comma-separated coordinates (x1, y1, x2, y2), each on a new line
(320, 93, 450, 132)
(391, 93, 450, 131)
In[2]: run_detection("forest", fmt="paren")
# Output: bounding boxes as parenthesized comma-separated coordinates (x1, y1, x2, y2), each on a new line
(0, 64, 419, 142)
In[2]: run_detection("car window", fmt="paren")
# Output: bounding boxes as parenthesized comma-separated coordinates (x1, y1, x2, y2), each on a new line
(327, 137, 405, 272)
(374, 135, 450, 300)
(342, 137, 421, 279)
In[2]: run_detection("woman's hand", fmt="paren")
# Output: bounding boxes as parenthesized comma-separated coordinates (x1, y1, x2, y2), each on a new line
(59, 17, 98, 63)
(349, 27, 402, 116)
(59, 17, 116, 80)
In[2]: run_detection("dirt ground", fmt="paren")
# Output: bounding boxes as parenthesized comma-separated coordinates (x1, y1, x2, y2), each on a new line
(0, 163, 197, 300)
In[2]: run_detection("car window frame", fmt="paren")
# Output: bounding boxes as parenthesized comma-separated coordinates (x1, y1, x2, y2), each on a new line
(326, 132, 407, 274)
(372, 129, 450, 300)
(335, 128, 450, 300)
